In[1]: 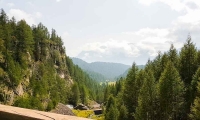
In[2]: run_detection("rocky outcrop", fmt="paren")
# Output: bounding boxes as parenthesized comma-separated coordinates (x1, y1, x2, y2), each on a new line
(74, 104, 89, 110)
(14, 84, 24, 96)
(51, 103, 75, 116)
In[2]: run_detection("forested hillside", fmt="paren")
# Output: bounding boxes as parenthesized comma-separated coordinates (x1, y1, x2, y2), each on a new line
(0, 9, 104, 111)
(72, 57, 131, 81)
(103, 36, 200, 120)
(3, 7, 200, 120)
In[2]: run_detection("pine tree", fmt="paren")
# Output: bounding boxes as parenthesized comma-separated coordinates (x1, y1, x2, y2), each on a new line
(134, 70, 157, 120)
(105, 95, 119, 120)
(15, 20, 34, 68)
(179, 35, 197, 85)
(190, 78, 200, 119)
(167, 44, 179, 68)
(158, 61, 184, 119)
(16, 20, 34, 53)
(179, 35, 198, 117)
(32, 23, 49, 61)
(160, 53, 168, 72)
(0, 9, 8, 25)
(104, 86, 110, 102)
(0, 38, 5, 65)
(150, 52, 162, 82)
(118, 105, 128, 120)
(115, 77, 123, 96)
(50, 29, 57, 41)
(0, 9, 11, 69)
(80, 85, 89, 105)
(135, 69, 145, 95)
(197, 50, 200, 67)
(71, 82, 80, 106)
(191, 67, 200, 109)
(123, 62, 138, 119)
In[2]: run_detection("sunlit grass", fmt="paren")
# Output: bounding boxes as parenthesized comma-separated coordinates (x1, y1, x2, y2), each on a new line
(72, 109, 104, 120)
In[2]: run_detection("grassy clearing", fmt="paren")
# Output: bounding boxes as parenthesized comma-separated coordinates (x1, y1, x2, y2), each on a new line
(72, 109, 104, 120)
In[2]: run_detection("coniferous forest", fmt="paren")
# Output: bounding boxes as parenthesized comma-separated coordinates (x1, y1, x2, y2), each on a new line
(104, 37, 200, 120)
(0, 9, 104, 111)
(1, 8, 200, 120)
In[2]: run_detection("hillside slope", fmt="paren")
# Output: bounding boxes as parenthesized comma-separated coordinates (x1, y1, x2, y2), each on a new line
(72, 58, 131, 81)
(0, 9, 103, 110)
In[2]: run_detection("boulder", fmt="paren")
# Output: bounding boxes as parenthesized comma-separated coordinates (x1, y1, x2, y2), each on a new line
(51, 103, 75, 116)
(74, 104, 89, 110)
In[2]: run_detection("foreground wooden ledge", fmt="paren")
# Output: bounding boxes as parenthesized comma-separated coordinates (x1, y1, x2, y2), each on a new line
(0, 104, 91, 120)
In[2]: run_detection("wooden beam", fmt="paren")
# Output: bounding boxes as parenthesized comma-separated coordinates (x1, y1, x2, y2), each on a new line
(0, 104, 91, 120)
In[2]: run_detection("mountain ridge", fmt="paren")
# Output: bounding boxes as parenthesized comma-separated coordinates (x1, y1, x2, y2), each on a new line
(72, 57, 131, 81)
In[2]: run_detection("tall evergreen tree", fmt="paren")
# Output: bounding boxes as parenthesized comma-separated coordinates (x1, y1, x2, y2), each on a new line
(105, 95, 119, 120)
(123, 62, 138, 119)
(167, 44, 179, 68)
(197, 50, 200, 67)
(15, 20, 34, 68)
(104, 86, 110, 102)
(118, 105, 128, 120)
(179, 35, 197, 85)
(70, 82, 80, 106)
(135, 69, 145, 95)
(32, 23, 49, 61)
(151, 52, 162, 81)
(190, 76, 200, 119)
(16, 20, 34, 53)
(80, 85, 89, 105)
(191, 67, 200, 109)
(179, 35, 198, 117)
(158, 61, 184, 120)
(134, 70, 157, 120)
(160, 52, 168, 72)
(0, 9, 8, 25)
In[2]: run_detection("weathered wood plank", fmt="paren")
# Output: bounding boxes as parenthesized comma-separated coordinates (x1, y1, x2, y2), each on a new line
(0, 104, 91, 120)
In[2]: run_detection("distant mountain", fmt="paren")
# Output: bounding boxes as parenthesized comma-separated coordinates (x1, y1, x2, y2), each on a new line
(85, 70, 107, 82)
(116, 65, 145, 79)
(137, 65, 145, 70)
(72, 58, 131, 82)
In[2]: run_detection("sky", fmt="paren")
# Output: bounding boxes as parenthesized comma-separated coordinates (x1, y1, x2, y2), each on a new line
(1, 0, 200, 65)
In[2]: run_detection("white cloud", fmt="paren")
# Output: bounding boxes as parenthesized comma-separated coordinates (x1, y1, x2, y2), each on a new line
(139, 0, 200, 45)
(61, 31, 82, 57)
(56, 0, 61, 2)
(27, 1, 34, 7)
(62, 31, 69, 37)
(77, 40, 141, 64)
(66, 0, 200, 65)
(82, 39, 140, 57)
(175, 10, 200, 25)
(7, 3, 15, 7)
(35, 12, 42, 18)
(135, 28, 169, 38)
(138, 0, 158, 6)
(76, 27, 183, 64)
(7, 9, 42, 25)
(123, 27, 179, 53)
(139, 0, 200, 12)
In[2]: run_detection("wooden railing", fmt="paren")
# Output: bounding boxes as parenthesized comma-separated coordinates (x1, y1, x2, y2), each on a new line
(0, 104, 91, 120)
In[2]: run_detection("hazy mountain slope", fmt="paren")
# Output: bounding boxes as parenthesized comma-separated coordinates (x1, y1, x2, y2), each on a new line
(85, 70, 107, 82)
(72, 58, 131, 81)
(89, 62, 131, 79)
(116, 65, 145, 79)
